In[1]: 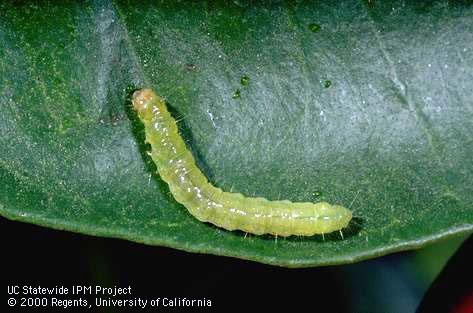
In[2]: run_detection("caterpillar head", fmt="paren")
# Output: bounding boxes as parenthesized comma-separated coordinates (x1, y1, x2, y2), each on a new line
(132, 88, 166, 120)
(132, 88, 154, 111)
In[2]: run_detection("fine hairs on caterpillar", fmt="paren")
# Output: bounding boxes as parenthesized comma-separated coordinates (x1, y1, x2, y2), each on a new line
(132, 88, 352, 237)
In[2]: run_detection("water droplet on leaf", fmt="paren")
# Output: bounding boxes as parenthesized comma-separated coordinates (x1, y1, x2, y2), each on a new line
(308, 23, 321, 33)
(232, 89, 241, 99)
(186, 63, 197, 71)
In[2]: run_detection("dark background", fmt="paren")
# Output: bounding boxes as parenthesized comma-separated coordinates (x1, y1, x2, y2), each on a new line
(2, 216, 469, 313)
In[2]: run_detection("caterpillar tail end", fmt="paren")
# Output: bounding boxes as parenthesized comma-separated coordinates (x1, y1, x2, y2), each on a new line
(311, 203, 353, 235)
(338, 205, 353, 230)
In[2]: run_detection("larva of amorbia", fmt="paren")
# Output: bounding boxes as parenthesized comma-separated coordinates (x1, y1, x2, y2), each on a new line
(132, 88, 352, 237)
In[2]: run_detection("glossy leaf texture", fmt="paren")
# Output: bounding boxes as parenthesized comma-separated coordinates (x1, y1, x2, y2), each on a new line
(0, 0, 472, 267)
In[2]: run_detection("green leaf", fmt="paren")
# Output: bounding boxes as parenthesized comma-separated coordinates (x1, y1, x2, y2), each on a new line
(1, 0, 472, 267)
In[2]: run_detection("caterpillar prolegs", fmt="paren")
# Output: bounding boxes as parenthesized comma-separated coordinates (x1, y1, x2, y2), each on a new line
(132, 88, 352, 237)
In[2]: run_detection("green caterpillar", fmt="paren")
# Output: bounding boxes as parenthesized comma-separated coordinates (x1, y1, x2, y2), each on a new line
(132, 88, 352, 237)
